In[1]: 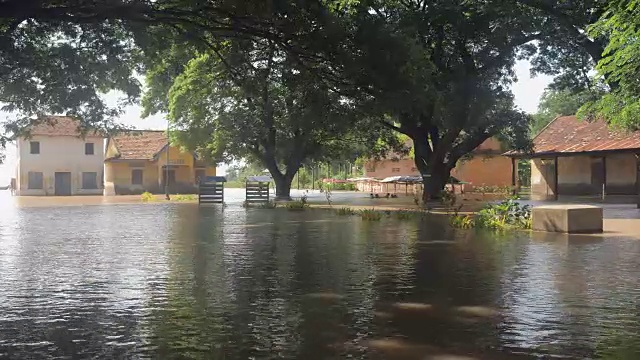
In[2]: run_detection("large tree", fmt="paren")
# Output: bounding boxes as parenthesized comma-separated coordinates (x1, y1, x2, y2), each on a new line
(329, 0, 533, 200)
(144, 34, 396, 199)
(0, 0, 336, 156)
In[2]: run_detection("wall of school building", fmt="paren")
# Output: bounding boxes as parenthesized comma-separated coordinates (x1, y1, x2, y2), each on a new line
(531, 153, 637, 200)
(15, 135, 105, 196)
(104, 146, 216, 195)
(364, 155, 513, 191)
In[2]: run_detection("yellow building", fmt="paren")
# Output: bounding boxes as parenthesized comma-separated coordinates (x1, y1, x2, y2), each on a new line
(103, 130, 216, 195)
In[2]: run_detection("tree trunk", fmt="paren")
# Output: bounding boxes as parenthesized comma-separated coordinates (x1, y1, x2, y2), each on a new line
(421, 163, 452, 203)
(272, 173, 294, 201)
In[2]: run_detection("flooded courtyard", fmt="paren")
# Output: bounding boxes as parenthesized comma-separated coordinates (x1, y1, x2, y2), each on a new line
(1, 191, 640, 359)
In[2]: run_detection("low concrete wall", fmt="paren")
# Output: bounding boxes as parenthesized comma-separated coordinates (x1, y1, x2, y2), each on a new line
(532, 205, 603, 234)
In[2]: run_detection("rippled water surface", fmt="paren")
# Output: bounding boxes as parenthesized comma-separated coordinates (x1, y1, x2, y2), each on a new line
(1, 196, 640, 359)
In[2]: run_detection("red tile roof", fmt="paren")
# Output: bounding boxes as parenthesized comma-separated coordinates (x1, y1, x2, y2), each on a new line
(29, 116, 103, 137)
(509, 115, 640, 156)
(108, 130, 168, 160)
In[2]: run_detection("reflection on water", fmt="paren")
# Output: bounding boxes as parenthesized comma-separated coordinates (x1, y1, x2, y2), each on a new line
(1, 199, 640, 359)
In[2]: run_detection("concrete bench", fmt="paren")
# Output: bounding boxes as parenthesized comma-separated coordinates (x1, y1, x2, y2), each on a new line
(532, 205, 603, 234)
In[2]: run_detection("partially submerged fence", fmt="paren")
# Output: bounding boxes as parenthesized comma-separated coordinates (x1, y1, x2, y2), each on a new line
(198, 176, 226, 204)
(245, 176, 271, 204)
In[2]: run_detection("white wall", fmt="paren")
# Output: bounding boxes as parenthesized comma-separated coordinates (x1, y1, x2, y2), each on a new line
(16, 135, 105, 196)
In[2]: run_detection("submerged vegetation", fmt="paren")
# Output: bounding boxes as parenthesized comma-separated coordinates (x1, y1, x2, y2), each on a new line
(336, 207, 357, 216)
(282, 198, 309, 211)
(242, 200, 277, 209)
(450, 198, 532, 230)
(359, 209, 383, 221)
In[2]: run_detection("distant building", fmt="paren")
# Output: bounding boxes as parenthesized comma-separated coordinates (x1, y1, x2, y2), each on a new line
(506, 115, 640, 202)
(14, 116, 105, 196)
(364, 137, 513, 191)
(104, 131, 216, 195)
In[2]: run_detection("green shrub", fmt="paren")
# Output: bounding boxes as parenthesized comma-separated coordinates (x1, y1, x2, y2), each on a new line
(451, 197, 531, 230)
(224, 180, 246, 188)
(476, 198, 531, 230)
(475, 185, 513, 195)
(336, 207, 356, 216)
(173, 194, 196, 201)
(319, 182, 356, 191)
(141, 192, 155, 202)
(439, 188, 457, 208)
(359, 209, 383, 221)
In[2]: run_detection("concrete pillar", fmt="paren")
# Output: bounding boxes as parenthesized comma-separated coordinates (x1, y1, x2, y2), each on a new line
(553, 157, 559, 201)
(602, 156, 607, 201)
(511, 157, 516, 195)
(103, 162, 115, 196)
(636, 154, 640, 209)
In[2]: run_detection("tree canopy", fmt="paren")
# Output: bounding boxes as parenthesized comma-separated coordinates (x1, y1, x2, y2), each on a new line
(531, 88, 604, 135)
(324, 0, 533, 199)
(578, 0, 640, 129)
(0, 0, 335, 140)
(3, 0, 637, 197)
(143, 30, 398, 198)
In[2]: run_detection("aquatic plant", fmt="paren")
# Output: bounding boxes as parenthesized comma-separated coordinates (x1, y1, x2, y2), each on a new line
(359, 209, 382, 221)
(282, 198, 309, 211)
(141, 191, 155, 202)
(450, 214, 475, 229)
(336, 207, 356, 216)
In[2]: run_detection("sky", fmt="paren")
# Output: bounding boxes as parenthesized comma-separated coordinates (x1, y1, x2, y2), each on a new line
(0, 60, 552, 185)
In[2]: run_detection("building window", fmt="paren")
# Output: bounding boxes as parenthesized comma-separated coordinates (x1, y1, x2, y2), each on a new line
(392, 167, 401, 173)
(28, 172, 43, 189)
(85, 142, 94, 155)
(82, 172, 98, 189)
(131, 169, 144, 185)
(195, 169, 206, 184)
(30, 141, 40, 154)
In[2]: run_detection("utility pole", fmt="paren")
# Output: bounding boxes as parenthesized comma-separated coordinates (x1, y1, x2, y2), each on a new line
(165, 121, 171, 200)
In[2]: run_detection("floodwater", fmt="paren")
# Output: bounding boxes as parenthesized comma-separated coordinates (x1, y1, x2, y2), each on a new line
(1, 193, 640, 358)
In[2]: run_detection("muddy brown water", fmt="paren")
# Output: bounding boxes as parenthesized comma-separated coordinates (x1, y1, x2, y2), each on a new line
(1, 194, 640, 359)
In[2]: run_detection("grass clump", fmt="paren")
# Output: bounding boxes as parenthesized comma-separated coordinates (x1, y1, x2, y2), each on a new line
(336, 207, 356, 216)
(282, 198, 309, 211)
(359, 209, 383, 221)
(141, 191, 155, 202)
(393, 210, 422, 220)
(243, 200, 277, 209)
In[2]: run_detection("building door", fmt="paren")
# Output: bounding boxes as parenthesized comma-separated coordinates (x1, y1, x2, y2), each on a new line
(591, 157, 605, 195)
(54, 172, 72, 196)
